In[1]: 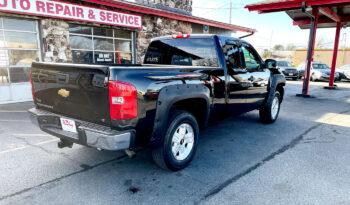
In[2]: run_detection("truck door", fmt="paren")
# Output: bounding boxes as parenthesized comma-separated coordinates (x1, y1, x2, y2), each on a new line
(241, 43, 270, 111)
(222, 43, 250, 115)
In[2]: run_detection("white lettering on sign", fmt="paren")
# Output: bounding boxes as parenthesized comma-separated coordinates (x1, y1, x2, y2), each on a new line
(0, 0, 142, 29)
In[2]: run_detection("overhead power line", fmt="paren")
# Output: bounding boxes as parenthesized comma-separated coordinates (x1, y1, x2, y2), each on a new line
(195, 2, 231, 16)
(193, 6, 244, 10)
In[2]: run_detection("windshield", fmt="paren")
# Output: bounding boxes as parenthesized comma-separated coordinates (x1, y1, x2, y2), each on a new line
(144, 38, 219, 67)
(277, 61, 294, 67)
(313, 63, 330, 69)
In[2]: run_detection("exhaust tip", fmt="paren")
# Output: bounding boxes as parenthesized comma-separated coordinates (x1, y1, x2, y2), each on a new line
(125, 149, 136, 158)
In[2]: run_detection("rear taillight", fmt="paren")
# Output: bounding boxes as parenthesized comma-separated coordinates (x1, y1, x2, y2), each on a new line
(30, 72, 35, 101)
(108, 81, 137, 120)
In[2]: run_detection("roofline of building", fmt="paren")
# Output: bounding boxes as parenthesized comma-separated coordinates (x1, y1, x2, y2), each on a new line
(82, 0, 257, 33)
(245, 0, 350, 13)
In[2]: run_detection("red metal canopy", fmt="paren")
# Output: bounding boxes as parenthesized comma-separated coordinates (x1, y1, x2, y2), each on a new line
(246, 0, 350, 29)
(83, 0, 256, 34)
(246, 0, 350, 96)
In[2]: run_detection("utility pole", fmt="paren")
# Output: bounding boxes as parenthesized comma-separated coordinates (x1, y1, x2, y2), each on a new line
(229, 1, 232, 24)
(269, 30, 274, 50)
(343, 32, 347, 65)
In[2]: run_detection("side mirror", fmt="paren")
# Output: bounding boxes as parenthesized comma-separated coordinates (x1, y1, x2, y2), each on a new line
(265, 59, 277, 69)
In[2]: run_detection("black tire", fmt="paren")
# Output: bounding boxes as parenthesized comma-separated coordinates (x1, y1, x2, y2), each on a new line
(152, 110, 199, 171)
(259, 91, 281, 124)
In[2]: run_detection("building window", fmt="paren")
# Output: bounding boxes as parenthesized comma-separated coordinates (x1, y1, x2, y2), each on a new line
(69, 24, 133, 64)
(0, 17, 40, 84)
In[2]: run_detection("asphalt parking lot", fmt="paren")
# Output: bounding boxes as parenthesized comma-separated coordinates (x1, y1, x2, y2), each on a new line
(1, 80, 350, 205)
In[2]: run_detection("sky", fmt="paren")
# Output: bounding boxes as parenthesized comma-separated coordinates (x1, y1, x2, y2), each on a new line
(192, 0, 350, 49)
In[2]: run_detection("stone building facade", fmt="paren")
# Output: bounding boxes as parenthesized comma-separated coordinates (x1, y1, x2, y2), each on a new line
(137, 15, 192, 63)
(41, 19, 72, 63)
(139, 0, 193, 12)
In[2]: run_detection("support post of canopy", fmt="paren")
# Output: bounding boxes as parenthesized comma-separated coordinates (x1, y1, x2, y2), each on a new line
(326, 21, 341, 89)
(297, 7, 319, 97)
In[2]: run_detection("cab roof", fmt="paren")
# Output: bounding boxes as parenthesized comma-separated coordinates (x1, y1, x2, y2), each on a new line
(151, 34, 249, 45)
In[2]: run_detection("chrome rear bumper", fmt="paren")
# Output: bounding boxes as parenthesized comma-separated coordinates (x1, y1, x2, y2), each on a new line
(28, 108, 135, 151)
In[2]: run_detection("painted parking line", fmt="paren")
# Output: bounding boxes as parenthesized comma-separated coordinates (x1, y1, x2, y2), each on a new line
(0, 110, 27, 113)
(0, 120, 30, 122)
(13, 134, 52, 137)
(0, 138, 59, 155)
(13, 133, 57, 140)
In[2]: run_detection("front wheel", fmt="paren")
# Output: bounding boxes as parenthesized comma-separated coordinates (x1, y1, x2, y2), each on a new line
(152, 110, 199, 171)
(259, 91, 281, 124)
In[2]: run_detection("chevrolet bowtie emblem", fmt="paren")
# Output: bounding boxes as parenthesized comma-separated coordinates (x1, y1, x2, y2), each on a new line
(58, 89, 70, 98)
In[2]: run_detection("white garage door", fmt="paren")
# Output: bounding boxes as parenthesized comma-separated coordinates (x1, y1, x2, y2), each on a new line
(0, 17, 41, 104)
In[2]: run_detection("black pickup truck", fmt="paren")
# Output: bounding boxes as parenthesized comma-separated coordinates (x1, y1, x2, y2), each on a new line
(29, 34, 285, 171)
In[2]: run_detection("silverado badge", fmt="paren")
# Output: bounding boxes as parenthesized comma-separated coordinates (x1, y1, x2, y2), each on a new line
(58, 89, 70, 98)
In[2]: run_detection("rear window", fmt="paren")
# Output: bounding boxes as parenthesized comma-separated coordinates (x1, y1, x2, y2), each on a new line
(144, 38, 219, 67)
(313, 63, 329, 69)
(277, 61, 287, 67)
(277, 61, 293, 67)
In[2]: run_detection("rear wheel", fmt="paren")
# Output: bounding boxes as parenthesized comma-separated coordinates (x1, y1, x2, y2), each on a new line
(152, 110, 199, 171)
(259, 91, 281, 124)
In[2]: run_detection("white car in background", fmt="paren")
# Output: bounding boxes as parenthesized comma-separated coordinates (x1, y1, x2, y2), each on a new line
(337, 64, 350, 81)
(297, 62, 340, 81)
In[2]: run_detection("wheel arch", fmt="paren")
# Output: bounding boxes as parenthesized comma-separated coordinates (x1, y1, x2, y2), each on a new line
(149, 84, 211, 148)
(264, 74, 286, 106)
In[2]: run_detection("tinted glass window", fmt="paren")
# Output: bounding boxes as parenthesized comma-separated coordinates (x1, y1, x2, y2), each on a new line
(0, 68, 8, 83)
(3, 18, 36, 31)
(69, 24, 133, 64)
(8, 50, 39, 66)
(115, 40, 131, 52)
(222, 44, 241, 69)
(313, 63, 329, 69)
(287, 62, 294, 67)
(277, 61, 294, 67)
(93, 27, 113, 37)
(277, 61, 286, 67)
(9, 67, 30, 83)
(116, 53, 132, 64)
(69, 24, 92, 35)
(94, 38, 113, 51)
(70, 36, 92, 50)
(72, 50, 93, 64)
(242, 45, 261, 71)
(144, 38, 218, 67)
(0, 17, 40, 83)
(5, 32, 38, 49)
(115, 30, 131, 39)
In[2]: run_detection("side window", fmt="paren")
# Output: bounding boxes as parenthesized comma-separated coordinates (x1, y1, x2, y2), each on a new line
(222, 44, 242, 69)
(144, 39, 219, 67)
(241, 45, 261, 71)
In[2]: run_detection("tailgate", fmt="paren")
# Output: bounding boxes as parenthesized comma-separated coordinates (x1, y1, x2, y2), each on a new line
(31, 62, 110, 125)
